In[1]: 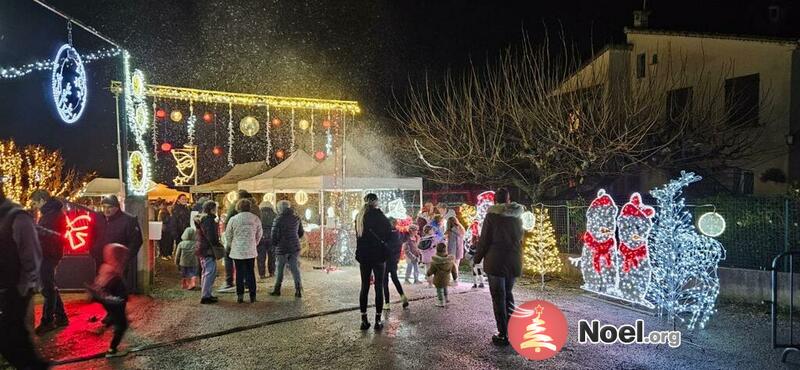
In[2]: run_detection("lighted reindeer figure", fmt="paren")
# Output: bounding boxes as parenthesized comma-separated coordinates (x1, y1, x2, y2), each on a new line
(615, 193, 655, 308)
(647, 171, 726, 330)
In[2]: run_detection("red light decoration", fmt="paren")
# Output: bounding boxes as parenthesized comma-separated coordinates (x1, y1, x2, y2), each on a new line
(212, 146, 224, 156)
(155, 108, 166, 120)
(64, 210, 93, 254)
(271, 117, 282, 127)
(275, 149, 286, 160)
(314, 150, 326, 161)
(161, 142, 173, 152)
(322, 119, 332, 129)
(203, 112, 214, 123)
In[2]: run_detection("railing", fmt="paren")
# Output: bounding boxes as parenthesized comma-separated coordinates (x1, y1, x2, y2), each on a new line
(771, 251, 800, 363)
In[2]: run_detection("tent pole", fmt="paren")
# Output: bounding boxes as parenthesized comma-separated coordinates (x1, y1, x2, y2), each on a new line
(319, 190, 324, 268)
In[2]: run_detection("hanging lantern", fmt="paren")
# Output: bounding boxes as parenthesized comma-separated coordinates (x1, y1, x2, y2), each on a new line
(203, 112, 214, 123)
(698, 212, 726, 237)
(275, 149, 285, 160)
(264, 193, 276, 205)
(226, 190, 238, 205)
(322, 119, 332, 129)
(212, 146, 223, 156)
(298, 119, 310, 131)
(295, 190, 309, 205)
(155, 108, 167, 120)
(271, 117, 282, 127)
(160, 142, 173, 153)
(314, 150, 326, 161)
(239, 116, 260, 136)
(170, 110, 183, 123)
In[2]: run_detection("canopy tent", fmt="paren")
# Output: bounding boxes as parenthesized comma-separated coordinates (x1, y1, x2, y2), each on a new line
(147, 183, 192, 202)
(190, 161, 269, 194)
(78, 178, 122, 197)
(237, 149, 318, 193)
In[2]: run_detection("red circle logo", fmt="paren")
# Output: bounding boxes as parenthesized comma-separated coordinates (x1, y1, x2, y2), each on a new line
(508, 300, 568, 360)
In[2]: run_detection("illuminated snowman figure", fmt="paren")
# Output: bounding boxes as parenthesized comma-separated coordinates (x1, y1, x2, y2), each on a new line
(614, 193, 655, 308)
(578, 190, 619, 295)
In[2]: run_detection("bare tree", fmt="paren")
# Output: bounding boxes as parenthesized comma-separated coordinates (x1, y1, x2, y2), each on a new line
(393, 34, 771, 199)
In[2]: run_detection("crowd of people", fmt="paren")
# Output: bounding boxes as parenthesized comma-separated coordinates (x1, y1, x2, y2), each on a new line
(0, 182, 526, 368)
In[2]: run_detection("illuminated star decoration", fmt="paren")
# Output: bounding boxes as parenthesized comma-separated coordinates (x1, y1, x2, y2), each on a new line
(51, 44, 87, 124)
(171, 146, 197, 186)
(65, 213, 92, 251)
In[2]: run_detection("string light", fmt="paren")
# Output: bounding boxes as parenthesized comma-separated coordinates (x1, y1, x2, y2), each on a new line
(577, 189, 619, 297)
(1, 47, 120, 79)
(265, 105, 272, 165)
(227, 103, 234, 167)
(325, 111, 333, 156)
(522, 208, 562, 288)
(51, 44, 87, 124)
(122, 51, 151, 196)
(615, 193, 655, 307)
(475, 191, 495, 235)
(291, 108, 296, 152)
(187, 101, 197, 144)
(648, 171, 726, 330)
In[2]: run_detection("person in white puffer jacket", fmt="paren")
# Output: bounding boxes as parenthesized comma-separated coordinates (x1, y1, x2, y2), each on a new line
(224, 199, 263, 303)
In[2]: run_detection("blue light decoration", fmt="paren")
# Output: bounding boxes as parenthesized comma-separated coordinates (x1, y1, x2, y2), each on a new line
(51, 44, 87, 124)
(123, 51, 151, 196)
(647, 171, 726, 330)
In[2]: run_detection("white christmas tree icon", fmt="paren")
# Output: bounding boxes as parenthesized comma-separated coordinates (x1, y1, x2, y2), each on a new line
(521, 305, 557, 353)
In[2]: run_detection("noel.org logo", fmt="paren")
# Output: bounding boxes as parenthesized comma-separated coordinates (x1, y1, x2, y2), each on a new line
(578, 320, 682, 348)
(507, 300, 568, 360)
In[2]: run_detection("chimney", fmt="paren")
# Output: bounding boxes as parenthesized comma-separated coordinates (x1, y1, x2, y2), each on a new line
(633, 0, 651, 28)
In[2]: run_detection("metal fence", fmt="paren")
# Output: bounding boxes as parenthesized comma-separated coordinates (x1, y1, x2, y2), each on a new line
(541, 196, 800, 271)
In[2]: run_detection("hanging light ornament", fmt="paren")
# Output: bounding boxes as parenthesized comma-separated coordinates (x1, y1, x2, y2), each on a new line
(322, 119, 332, 129)
(295, 190, 309, 205)
(314, 150, 326, 161)
(203, 111, 214, 124)
(264, 193, 276, 205)
(227, 103, 234, 166)
(212, 146, 223, 156)
(271, 117, 282, 127)
(186, 102, 197, 145)
(160, 142, 173, 153)
(265, 105, 272, 166)
(298, 119, 310, 131)
(170, 110, 183, 123)
(155, 108, 166, 120)
(239, 116, 260, 137)
(275, 149, 286, 160)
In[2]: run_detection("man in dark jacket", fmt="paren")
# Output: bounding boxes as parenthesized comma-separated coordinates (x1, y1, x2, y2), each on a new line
(270, 200, 304, 297)
(474, 188, 524, 346)
(31, 189, 69, 335)
(91, 196, 143, 291)
(0, 187, 49, 369)
(171, 194, 191, 243)
(258, 201, 277, 279)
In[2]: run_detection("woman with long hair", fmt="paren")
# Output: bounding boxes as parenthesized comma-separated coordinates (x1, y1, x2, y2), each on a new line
(355, 193, 391, 330)
(446, 216, 466, 284)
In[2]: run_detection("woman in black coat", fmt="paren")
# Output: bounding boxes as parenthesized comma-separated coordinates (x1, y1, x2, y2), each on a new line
(354, 193, 391, 330)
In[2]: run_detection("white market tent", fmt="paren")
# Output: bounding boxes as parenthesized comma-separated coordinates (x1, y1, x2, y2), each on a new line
(237, 149, 318, 193)
(78, 177, 122, 197)
(190, 161, 269, 194)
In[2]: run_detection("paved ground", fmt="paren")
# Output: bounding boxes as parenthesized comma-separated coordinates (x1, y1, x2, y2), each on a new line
(15, 258, 800, 369)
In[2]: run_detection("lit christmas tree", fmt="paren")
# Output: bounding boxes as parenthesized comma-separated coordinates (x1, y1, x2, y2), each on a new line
(523, 208, 562, 289)
(648, 171, 726, 330)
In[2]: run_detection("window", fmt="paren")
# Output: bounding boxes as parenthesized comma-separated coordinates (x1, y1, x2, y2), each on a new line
(769, 5, 781, 23)
(667, 87, 693, 125)
(636, 53, 646, 78)
(725, 74, 760, 126)
(651, 54, 658, 65)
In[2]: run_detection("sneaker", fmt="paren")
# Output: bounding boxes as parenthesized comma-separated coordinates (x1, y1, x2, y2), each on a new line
(200, 297, 217, 304)
(35, 322, 56, 336)
(217, 285, 236, 293)
(374, 321, 384, 330)
(383, 303, 391, 311)
(105, 348, 129, 358)
(401, 295, 409, 309)
(360, 321, 371, 330)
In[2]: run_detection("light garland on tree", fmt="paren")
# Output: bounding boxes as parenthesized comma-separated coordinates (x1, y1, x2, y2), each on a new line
(1, 47, 120, 79)
(523, 208, 562, 289)
(187, 101, 197, 145)
(227, 103, 234, 167)
(647, 171, 726, 330)
(51, 44, 87, 124)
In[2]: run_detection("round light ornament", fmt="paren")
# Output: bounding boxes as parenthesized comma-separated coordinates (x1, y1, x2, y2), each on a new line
(134, 105, 149, 132)
(51, 44, 87, 124)
(170, 110, 183, 123)
(264, 193, 276, 205)
(131, 70, 146, 99)
(298, 119, 310, 131)
(521, 211, 535, 231)
(295, 190, 309, 205)
(127, 151, 148, 194)
(305, 208, 313, 221)
(239, 116, 260, 136)
(698, 212, 726, 237)
(226, 191, 238, 205)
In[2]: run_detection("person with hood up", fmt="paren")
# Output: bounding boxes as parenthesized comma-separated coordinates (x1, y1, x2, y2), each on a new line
(354, 193, 391, 330)
(474, 188, 524, 346)
(85, 243, 130, 358)
(225, 199, 263, 303)
(270, 200, 304, 297)
(426, 243, 458, 307)
(175, 226, 199, 290)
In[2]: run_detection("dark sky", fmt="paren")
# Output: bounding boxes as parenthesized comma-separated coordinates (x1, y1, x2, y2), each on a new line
(1, 0, 796, 182)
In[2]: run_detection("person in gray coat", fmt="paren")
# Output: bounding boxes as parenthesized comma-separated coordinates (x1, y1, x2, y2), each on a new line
(270, 200, 304, 297)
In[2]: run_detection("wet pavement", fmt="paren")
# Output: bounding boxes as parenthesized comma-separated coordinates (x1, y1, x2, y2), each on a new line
(20, 258, 800, 369)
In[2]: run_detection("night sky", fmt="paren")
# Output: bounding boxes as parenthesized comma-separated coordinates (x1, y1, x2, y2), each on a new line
(1, 0, 796, 182)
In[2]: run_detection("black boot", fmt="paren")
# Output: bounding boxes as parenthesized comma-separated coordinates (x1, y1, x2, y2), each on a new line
(270, 285, 281, 296)
(250, 295, 257, 303)
(295, 288, 302, 298)
(237, 295, 244, 304)
(360, 314, 370, 330)
(374, 314, 384, 330)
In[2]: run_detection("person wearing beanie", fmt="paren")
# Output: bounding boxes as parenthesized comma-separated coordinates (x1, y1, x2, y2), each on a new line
(354, 193, 391, 330)
(474, 188, 524, 346)
(91, 195, 143, 291)
(426, 243, 458, 307)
